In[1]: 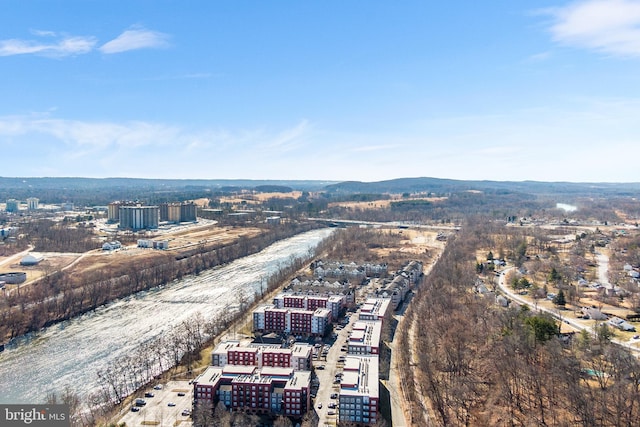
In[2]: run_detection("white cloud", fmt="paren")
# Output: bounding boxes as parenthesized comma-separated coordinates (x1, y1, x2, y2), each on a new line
(0, 35, 96, 57)
(99, 28, 170, 54)
(30, 29, 57, 37)
(0, 26, 169, 58)
(0, 114, 316, 178)
(262, 119, 311, 152)
(545, 0, 640, 57)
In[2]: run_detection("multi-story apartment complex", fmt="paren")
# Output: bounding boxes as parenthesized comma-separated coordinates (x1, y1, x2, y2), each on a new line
(159, 202, 197, 223)
(338, 355, 380, 426)
(119, 205, 159, 230)
(211, 340, 240, 366)
(5, 199, 19, 213)
(253, 305, 332, 336)
(193, 365, 311, 418)
(273, 293, 345, 319)
(26, 197, 39, 211)
(107, 201, 133, 222)
(160, 203, 181, 222)
(347, 321, 382, 355)
(180, 202, 197, 222)
(358, 298, 391, 322)
(211, 341, 313, 371)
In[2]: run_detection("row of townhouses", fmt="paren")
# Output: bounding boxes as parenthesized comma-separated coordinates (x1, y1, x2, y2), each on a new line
(312, 260, 388, 280)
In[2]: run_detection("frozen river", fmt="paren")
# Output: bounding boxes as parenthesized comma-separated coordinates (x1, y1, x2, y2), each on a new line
(0, 228, 333, 404)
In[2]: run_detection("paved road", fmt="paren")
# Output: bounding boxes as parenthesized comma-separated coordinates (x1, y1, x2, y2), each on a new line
(496, 268, 640, 355)
(313, 314, 356, 426)
(0, 246, 33, 269)
(386, 337, 407, 427)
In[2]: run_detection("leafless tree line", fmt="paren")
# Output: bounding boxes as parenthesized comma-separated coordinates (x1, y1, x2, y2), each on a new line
(0, 223, 319, 341)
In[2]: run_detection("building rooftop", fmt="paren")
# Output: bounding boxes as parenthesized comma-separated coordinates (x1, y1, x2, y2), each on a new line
(339, 355, 379, 398)
(291, 343, 313, 358)
(313, 308, 331, 317)
(222, 365, 257, 376)
(286, 370, 311, 390)
(359, 298, 391, 318)
(234, 374, 273, 385)
(230, 347, 259, 354)
(348, 321, 382, 348)
(211, 340, 241, 355)
(194, 366, 224, 387)
(261, 366, 295, 378)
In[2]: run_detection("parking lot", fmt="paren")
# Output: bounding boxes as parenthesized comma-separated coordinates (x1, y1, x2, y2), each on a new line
(313, 310, 358, 426)
(117, 380, 192, 426)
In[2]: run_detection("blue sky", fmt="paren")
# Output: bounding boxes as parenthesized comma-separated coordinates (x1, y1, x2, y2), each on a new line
(1, 0, 640, 183)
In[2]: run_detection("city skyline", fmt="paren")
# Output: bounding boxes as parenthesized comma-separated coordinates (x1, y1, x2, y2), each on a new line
(2, 1, 640, 183)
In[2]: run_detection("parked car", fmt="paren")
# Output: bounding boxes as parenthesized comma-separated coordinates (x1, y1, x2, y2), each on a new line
(181, 409, 191, 416)
(134, 398, 146, 407)
(330, 393, 338, 399)
(131, 406, 140, 412)
(168, 402, 176, 407)
(177, 392, 186, 396)
(153, 384, 163, 390)
(144, 392, 154, 398)
(328, 410, 336, 415)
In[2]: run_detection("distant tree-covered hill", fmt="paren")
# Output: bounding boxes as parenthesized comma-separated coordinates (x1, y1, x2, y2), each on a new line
(1, 175, 639, 206)
(324, 177, 640, 197)
(0, 177, 335, 205)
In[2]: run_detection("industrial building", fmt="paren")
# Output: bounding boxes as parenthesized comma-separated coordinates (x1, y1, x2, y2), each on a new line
(20, 253, 44, 266)
(0, 272, 27, 284)
(137, 239, 169, 250)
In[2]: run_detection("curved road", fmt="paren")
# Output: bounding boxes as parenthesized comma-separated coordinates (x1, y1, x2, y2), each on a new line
(496, 264, 640, 355)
